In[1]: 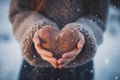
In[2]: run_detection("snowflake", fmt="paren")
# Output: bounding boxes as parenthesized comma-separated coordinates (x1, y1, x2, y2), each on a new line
(33, 55, 36, 58)
(95, 15, 98, 17)
(90, 70, 93, 73)
(115, 76, 119, 80)
(113, 6, 116, 9)
(73, 62, 76, 64)
(90, 19, 93, 22)
(104, 58, 109, 66)
(24, 65, 27, 68)
(98, 19, 101, 22)
(94, 21, 97, 24)
(77, 8, 80, 12)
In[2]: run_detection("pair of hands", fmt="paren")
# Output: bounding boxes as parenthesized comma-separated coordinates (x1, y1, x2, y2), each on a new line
(32, 25, 85, 68)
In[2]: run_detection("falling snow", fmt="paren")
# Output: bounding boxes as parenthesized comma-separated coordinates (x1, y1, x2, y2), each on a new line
(113, 6, 117, 9)
(76, 8, 80, 12)
(24, 65, 26, 68)
(94, 21, 97, 24)
(105, 58, 109, 66)
(115, 76, 119, 80)
(1, 0, 120, 80)
(33, 55, 36, 58)
(90, 70, 93, 73)
(90, 19, 93, 22)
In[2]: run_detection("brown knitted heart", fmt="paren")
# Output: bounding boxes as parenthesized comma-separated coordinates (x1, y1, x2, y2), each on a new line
(39, 25, 81, 59)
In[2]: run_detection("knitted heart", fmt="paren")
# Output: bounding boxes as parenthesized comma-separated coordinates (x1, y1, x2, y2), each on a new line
(39, 25, 81, 59)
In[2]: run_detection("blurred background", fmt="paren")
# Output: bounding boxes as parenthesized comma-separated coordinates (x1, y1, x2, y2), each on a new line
(0, 0, 120, 80)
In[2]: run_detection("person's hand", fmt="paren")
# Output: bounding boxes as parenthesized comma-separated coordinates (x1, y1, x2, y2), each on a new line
(58, 32, 85, 68)
(32, 30, 58, 68)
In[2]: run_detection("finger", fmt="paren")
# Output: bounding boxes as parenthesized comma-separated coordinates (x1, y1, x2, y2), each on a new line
(49, 57, 58, 65)
(32, 30, 40, 44)
(58, 57, 75, 65)
(35, 44, 53, 57)
(33, 31, 41, 49)
(33, 30, 53, 57)
(48, 58, 58, 68)
(77, 33, 85, 49)
(49, 62, 57, 68)
(58, 57, 75, 68)
(58, 59, 68, 68)
(77, 40, 82, 49)
(62, 49, 80, 58)
(58, 58, 73, 68)
(49, 61, 58, 68)
(58, 64, 66, 69)
(41, 55, 57, 64)
(41, 55, 58, 68)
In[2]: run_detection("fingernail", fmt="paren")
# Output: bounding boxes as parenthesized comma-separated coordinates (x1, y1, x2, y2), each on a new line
(49, 54, 53, 57)
(77, 45, 81, 49)
(54, 66, 57, 68)
(58, 61, 60, 64)
(62, 55, 65, 58)
(58, 66, 62, 69)
(48, 55, 52, 57)
(36, 41, 40, 46)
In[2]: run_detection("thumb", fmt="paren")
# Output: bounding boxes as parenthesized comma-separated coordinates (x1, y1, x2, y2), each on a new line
(77, 33, 85, 49)
(32, 30, 40, 44)
(77, 40, 82, 49)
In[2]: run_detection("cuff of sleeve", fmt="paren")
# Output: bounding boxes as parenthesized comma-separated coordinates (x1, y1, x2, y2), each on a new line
(20, 15, 58, 67)
(76, 17, 104, 45)
(64, 20, 97, 68)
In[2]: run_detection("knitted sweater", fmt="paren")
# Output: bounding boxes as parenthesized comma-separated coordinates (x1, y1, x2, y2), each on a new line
(9, 0, 109, 67)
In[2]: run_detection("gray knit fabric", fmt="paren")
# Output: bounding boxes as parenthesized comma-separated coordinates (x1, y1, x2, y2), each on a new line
(9, 0, 108, 67)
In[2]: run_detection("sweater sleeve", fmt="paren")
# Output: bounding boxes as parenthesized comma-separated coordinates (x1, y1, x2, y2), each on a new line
(64, 0, 109, 67)
(9, 0, 58, 67)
